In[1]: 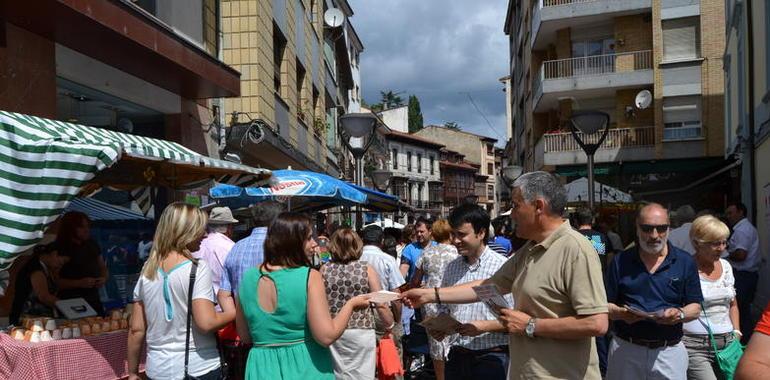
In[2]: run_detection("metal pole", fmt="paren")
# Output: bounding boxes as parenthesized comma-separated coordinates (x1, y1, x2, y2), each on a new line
(587, 153, 595, 210)
(355, 157, 363, 231)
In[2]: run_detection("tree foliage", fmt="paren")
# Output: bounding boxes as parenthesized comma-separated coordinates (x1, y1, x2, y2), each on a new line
(408, 95, 424, 133)
(444, 121, 461, 131)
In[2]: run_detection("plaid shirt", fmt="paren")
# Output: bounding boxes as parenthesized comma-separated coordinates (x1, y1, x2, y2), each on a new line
(441, 246, 512, 350)
(220, 227, 267, 295)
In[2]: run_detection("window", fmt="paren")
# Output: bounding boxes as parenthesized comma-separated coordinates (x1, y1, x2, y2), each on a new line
(663, 96, 702, 140)
(418, 184, 423, 202)
(487, 163, 494, 175)
(408, 183, 413, 202)
(417, 154, 422, 173)
(273, 25, 287, 94)
(392, 149, 398, 169)
(487, 184, 495, 200)
(407, 152, 412, 171)
(662, 17, 700, 61)
(296, 61, 306, 119)
(430, 156, 435, 175)
(486, 144, 494, 156)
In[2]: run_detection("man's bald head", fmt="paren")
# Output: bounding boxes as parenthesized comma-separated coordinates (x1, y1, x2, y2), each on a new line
(637, 203, 670, 225)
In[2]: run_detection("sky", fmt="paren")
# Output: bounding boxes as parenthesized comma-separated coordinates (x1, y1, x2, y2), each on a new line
(348, 0, 510, 145)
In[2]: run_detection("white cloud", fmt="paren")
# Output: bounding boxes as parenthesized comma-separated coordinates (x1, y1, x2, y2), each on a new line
(349, 0, 509, 143)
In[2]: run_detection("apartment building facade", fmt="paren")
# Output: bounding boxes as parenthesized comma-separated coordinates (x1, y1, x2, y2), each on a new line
(724, 0, 770, 313)
(504, 0, 729, 207)
(220, 0, 360, 177)
(386, 131, 444, 218)
(415, 126, 500, 216)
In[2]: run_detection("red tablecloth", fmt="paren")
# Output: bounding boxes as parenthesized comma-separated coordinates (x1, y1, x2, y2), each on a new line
(0, 330, 145, 380)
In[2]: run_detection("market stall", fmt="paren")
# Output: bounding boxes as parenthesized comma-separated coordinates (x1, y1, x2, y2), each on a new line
(0, 110, 273, 378)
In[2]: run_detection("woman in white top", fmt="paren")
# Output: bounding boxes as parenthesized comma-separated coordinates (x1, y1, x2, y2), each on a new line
(127, 203, 235, 380)
(682, 215, 740, 380)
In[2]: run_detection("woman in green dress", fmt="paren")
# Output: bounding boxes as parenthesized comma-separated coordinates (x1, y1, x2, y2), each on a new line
(236, 213, 371, 379)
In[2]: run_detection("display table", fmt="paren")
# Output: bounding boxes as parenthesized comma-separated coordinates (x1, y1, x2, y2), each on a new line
(0, 330, 145, 380)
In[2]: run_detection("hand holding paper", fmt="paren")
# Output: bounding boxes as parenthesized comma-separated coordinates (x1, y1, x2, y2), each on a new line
(472, 284, 512, 315)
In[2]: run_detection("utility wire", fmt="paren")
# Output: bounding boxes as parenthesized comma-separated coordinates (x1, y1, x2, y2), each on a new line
(463, 92, 506, 141)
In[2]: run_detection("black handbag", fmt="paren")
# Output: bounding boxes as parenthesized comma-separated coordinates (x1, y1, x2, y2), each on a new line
(183, 261, 198, 380)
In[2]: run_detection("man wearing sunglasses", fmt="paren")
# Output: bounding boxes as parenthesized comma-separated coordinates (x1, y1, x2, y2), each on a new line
(605, 203, 703, 380)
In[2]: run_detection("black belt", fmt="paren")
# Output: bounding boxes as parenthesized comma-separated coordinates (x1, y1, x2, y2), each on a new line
(450, 345, 509, 356)
(616, 334, 680, 349)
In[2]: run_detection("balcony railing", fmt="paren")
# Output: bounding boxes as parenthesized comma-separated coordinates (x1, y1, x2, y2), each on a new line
(542, 126, 655, 152)
(542, 50, 652, 79)
(543, 0, 597, 6)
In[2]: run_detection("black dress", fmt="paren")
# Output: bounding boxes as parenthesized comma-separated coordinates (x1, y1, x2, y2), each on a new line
(57, 239, 105, 315)
(9, 259, 57, 325)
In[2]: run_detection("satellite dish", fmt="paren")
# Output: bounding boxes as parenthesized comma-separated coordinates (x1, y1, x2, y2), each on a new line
(116, 118, 134, 133)
(324, 8, 344, 28)
(635, 90, 652, 110)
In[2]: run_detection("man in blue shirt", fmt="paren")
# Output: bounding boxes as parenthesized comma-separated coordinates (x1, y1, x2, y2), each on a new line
(399, 217, 437, 282)
(605, 203, 703, 380)
(219, 201, 285, 300)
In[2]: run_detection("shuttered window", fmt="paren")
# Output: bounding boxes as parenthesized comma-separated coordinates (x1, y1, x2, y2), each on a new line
(663, 96, 703, 140)
(662, 17, 700, 61)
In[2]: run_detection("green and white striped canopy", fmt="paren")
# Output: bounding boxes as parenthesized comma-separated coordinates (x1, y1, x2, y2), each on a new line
(0, 110, 272, 271)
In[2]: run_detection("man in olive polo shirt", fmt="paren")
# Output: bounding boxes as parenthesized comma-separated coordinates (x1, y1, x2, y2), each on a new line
(403, 171, 608, 379)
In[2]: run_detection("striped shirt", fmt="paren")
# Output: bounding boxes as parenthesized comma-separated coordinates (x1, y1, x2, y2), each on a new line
(220, 227, 267, 295)
(441, 246, 512, 350)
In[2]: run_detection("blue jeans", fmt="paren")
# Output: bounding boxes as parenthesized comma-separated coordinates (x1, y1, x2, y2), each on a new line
(445, 346, 509, 380)
(597, 333, 610, 376)
(734, 269, 758, 344)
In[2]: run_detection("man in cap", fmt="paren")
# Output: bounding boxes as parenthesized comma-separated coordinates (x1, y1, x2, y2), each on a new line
(194, 206, 239, 302)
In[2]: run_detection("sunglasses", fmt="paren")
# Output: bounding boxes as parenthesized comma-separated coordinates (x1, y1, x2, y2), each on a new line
(639, 224, 669, 233)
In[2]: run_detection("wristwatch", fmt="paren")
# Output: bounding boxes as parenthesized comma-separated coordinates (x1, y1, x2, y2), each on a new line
(677, 308, 685, 321)
(525, 318, 537, 338)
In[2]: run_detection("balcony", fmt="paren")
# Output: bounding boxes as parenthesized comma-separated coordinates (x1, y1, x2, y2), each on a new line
(533, 51, 653, 112)
(534, 126, 656, 167)
(532, 0, 652, 50)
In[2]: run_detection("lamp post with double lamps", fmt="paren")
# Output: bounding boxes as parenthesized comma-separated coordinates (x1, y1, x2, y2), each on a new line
(568, 110, 610, 210)
(339, 113, 379, 230)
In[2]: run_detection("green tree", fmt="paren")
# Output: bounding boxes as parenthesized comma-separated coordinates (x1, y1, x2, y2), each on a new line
(379, 90, 404, 110)
(408, 95, 424, 133)
(444, 121, 461, 131)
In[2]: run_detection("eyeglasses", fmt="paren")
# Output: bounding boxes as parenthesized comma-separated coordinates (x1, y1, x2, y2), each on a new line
(639, 224, 669, 234)
(698, 240, 727, 248)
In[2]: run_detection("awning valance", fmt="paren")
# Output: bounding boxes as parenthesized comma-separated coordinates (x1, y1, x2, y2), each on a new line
(0, 110, 272, 270)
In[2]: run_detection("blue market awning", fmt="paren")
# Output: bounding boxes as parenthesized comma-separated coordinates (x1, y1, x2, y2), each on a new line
(65, 198, 149, 221)
(349, 184, 408, 212)
(210, 169, 367, 211)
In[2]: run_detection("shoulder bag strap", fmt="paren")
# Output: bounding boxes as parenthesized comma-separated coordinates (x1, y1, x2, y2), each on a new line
(185, 261, 199, 378)
(700, 302, 720, 354)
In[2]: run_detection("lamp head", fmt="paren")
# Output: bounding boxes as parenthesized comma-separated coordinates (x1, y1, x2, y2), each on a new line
(371, 169, 392, 191)
(339, 113, 378, 138)
(569, 111, 610, 135)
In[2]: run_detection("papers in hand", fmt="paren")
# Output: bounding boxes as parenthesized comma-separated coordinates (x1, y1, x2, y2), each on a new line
(366, 290, 401, 304)
(420, 313, 462, 335)
(625, 305, 666, 319)
(472, 284, 511, 316)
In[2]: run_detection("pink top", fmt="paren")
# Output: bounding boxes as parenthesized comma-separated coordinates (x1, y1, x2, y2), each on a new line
(194, 232, 234, 296)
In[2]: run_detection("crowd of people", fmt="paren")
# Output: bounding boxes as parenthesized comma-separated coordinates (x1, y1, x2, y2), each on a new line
(53, 169, 764, 380)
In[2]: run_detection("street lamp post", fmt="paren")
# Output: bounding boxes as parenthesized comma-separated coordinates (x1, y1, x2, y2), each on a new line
(568, 111, 610, 210)
(501, 165, 524, 187)
(339, 113, 379, 230)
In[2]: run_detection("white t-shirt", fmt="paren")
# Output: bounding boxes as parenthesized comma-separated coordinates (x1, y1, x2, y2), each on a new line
(728, 218, 761, 272)
(669, 223, 695, 255)
(133, 260, 220, 380)
(683, 259, 737, 335)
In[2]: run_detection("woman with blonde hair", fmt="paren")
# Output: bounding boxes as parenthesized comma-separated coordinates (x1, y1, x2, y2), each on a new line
(127, 202, 234, 380)
(321, 227, 394, 379)
(410, 219, 459, 380)
(236, 213, 373, 379)
(682, 215, 740, 380)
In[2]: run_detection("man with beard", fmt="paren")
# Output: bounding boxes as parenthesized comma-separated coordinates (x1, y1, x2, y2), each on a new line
(605, 203, 703, 380)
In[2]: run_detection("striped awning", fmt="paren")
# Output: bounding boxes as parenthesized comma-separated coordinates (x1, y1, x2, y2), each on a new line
(0, 110, 273, 270)
(65, 198, 149, 221)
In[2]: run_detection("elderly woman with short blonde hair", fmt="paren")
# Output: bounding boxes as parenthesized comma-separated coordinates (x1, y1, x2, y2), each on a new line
(682, 215, 740, 380)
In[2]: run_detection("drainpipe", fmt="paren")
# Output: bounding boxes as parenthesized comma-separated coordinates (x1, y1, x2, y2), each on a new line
(746, 0, 757, 220)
